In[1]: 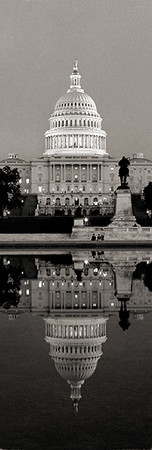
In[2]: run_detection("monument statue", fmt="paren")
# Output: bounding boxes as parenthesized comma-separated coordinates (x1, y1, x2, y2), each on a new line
(118, 156, 130, 187)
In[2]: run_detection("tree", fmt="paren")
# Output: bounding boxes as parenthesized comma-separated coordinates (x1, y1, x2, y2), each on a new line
(0, 166, 22, 217)
(0, 258, 22, 309)
(143, 182, 152, 212)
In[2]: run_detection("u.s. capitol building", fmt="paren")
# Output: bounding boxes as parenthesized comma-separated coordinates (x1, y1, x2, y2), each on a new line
(1, 61, 152, 216)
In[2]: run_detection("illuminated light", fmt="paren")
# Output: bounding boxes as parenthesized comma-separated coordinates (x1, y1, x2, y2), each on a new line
(75, 294, 78, 298)
(93, 303, 97, 307)
(147, 260, 150, 264)
(21, 271, 24, 275)
(111, 167, 114, 171)
(53, 271, 55, 275)
(103, 271, 107, 277)
(90, 282, 92, 286)
(7, 260, 10, 265)
(71, 282, 73, 285)
(19, 290, 22, 295)
(109, 282, 112, 286)
(94, 268, 98, 273)
(84, 260, 88, 265)
(111, 302, 115, 307)
(79, 282, 82, 286)
(99, 282, 102, 286)
(26, 289, 30, 295)
(52, 282, 55, 286)
(62, 282, 64, 285)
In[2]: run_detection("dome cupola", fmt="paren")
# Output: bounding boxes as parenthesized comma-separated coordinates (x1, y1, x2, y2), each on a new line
(68, 59, 82, 92)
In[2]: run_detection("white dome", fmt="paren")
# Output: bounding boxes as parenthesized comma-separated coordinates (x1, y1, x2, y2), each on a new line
(54, 358, 98, 382)
(44, 61, 107, 156)
(54, 91, 98, 116)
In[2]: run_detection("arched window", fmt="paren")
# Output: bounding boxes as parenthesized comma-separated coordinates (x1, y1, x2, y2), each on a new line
(46, 198, 51, 206)
(65, 198, 70, 206)
(93, 198, 98, 205)
(56, 198, 60, 206)
(84, 198, 89, 206)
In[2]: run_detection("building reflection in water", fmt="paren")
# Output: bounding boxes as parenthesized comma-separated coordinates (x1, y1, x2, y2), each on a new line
(0, 249, 152, 410)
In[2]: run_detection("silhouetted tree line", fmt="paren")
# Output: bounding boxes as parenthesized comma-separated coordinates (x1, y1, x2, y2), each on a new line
(133, 261, 152, 291)
(0, 259, 22, 309)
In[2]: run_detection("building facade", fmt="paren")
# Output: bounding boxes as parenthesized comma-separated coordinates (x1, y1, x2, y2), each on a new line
(1, 61, 152, 215)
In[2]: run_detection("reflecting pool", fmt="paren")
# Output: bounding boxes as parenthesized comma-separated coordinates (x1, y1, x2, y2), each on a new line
(0, 249, 152, 450)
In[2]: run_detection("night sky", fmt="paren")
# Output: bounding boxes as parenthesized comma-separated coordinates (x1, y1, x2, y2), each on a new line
(0, 0, 152, 161)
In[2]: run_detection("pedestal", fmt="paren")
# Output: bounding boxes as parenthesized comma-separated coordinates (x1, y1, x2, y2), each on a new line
(104, 187, 141, 240)
(111, 188, 137, 227)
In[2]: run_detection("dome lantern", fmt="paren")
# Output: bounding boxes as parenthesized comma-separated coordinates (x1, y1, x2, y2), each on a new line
(68, 60, 83, 93)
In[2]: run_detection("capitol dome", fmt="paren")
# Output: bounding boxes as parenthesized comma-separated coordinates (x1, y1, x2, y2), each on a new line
(44, 315, 108, 411)
(54, 356, 99, 382)
(44, 61, 107, 156)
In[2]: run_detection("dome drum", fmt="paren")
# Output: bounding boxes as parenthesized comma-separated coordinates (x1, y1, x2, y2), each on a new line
(45, 319, 107, 340)
(49, 343, 103, 359)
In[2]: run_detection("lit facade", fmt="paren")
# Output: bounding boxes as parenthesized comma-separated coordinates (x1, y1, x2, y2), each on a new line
(1, 62, 152, 214)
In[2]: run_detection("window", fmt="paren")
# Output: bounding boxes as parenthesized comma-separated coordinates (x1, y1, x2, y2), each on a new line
(46, 268, 51, 276)
(46, 198, 51, 205)
(26, 178, 30, 184)
(26, 289, 30, 296)
(56, 198, 60, 206)
(65, 198, 70, 206)
(84, 198, 89, 206)
(38, 186, 42, 193)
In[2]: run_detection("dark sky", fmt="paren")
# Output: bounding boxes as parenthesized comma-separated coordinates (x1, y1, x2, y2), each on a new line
(0, 0, 152, 161)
